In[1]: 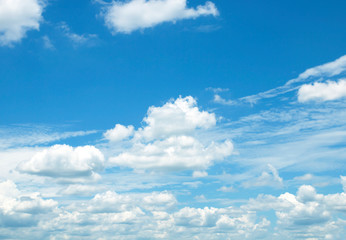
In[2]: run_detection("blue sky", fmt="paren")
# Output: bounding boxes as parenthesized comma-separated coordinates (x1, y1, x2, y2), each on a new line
(1, 0, 346, 239)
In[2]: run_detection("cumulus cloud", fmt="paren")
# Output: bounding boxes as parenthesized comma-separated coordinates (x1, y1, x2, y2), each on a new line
(104, 124, 134, 142)
(17, 144, 104, 180)
(43, 190, 269, 240)
(0, 0, 44, 46)
(298, 79, 346, 102)
(246, 184, 346, 239)
(106, 96, 232, 171)
(103, 0, 219, 34)
(136, 96, 217, 140)
(0, 180, 57, 227)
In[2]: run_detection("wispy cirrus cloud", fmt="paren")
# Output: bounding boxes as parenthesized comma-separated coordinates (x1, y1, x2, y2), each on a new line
(59, 22, 98, 46)
(0, 124, 97, 149)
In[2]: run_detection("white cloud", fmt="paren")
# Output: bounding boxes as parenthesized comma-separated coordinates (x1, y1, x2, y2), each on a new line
(298, 79, 346, 102)
(0, 180, 57, 227)
(0, 0, 44, 46)
(17, 144, 104, 180)
(231, 55, 346, 104)
(298, 55, 346, 80)
(58, 184, 107, 197)
(243, 164, 283, 188)
(106, 96, 232, 171)
(246, 185, 346, 239)
(104, 124, 134, 142)
(193, 171, 208, 178)
(42, 190, 270, 240)
(103, 0, 219, 34)
(59, 22, 98, 46)
(0, 125, 97, 149)
(110, 135, 232, 171)
(213, 94, 236, 105)
(135, 96, 217, 140)
(341, 176, 346, 192)
(217, 186, 235, 192)
(84, 190, 177, 213)
(42, 35, 54, 49)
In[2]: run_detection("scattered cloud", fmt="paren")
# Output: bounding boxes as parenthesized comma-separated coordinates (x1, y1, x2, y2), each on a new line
(0, 0, 45, 46)
(42, 35, 54, 49)
(102, 0, 219, 34)
(298, 79, 346, 102)
(59, 22, 98, 46)
(217, 186, 235, 192)
(242, 164, 283, 188)
(213, 94, 236, 105)
(206, 87, 229, 93)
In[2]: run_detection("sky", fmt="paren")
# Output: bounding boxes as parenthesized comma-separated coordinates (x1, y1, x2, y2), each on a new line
(0, 0, 346, 239)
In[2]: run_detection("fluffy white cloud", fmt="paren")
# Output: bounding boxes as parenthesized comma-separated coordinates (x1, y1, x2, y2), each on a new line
(104, 124, 134, 142)
(106, 96, 232, 171)
(246, 184, 346, 239)
(0, 0, 44, 46)
(0, 180, 57, 227)
(110, 135, 232, 171)
(136, 96, 217, 140)
(17, 145, 104, 180)
(103, 0, 219, 34)
(298, 79, 346, 102)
